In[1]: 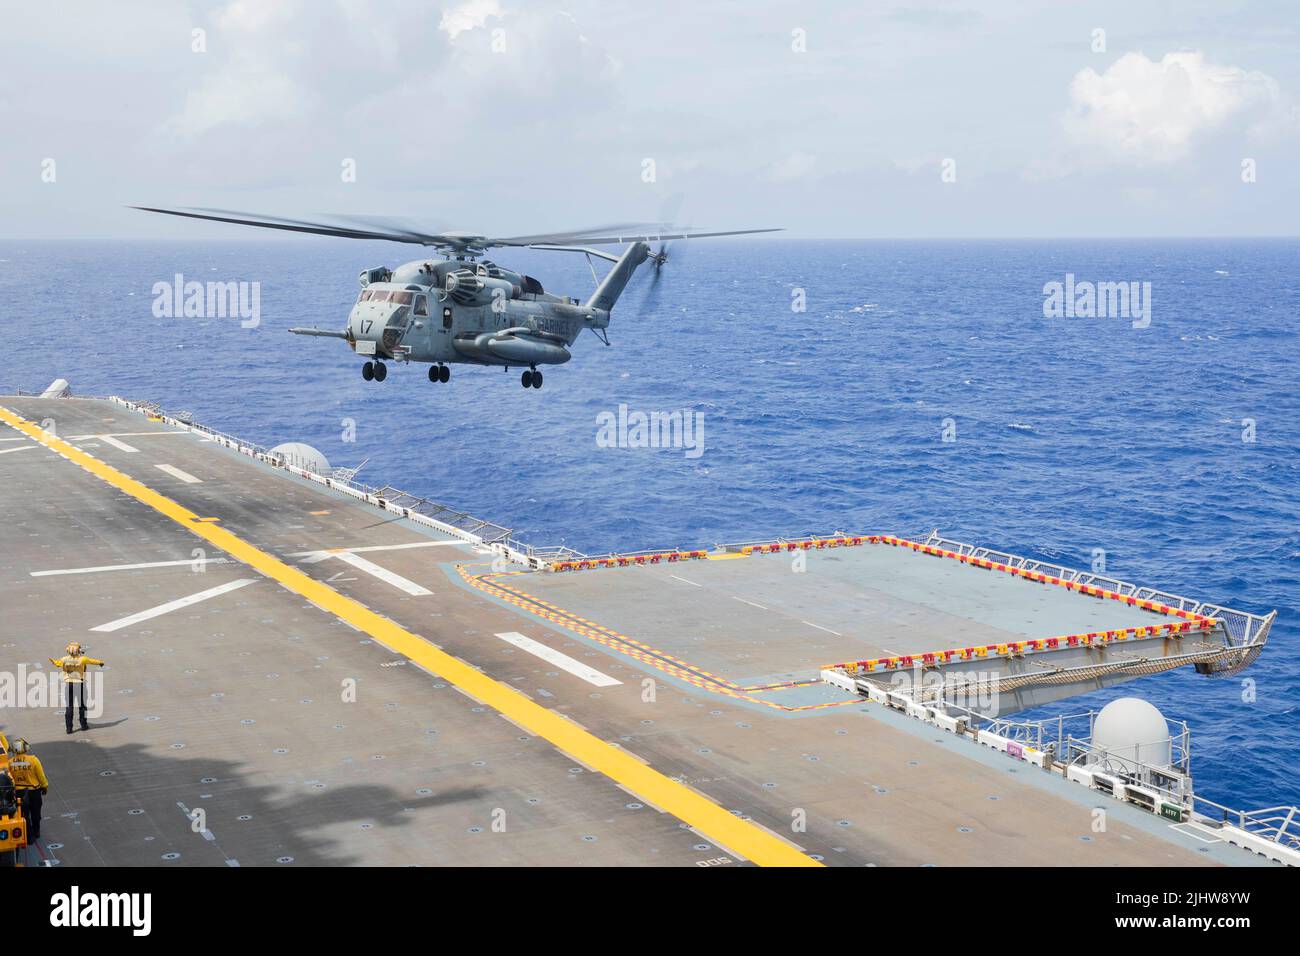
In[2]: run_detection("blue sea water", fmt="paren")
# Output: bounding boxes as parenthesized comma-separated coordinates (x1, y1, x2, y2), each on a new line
(1, 237, 1296, 812)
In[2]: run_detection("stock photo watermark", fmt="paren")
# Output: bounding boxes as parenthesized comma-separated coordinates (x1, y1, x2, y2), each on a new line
(49, 886, 151, 936)
(0, 666, 106, 718)
(151, 273, 261, 328)
(1043, 273, 1151, 328)
(889, 668, 1001, 715)
(596, 404, 705, 459)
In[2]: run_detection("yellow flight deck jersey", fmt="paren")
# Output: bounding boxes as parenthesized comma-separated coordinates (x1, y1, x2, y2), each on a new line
(49, 654, 105, 683)
(9, 753, 48, 790)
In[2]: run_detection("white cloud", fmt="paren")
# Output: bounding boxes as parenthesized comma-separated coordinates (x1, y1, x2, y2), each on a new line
(166, 1, 446, 142)
(764, 151, 818, 183)
(439, 0, 503, 39)
(6, 1, 1300, 238)
(1060, 51, 1281, 167)
(213, 0, 296, 33)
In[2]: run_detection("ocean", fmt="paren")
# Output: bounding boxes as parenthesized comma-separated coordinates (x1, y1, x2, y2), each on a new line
(1, 236, 1296, 812)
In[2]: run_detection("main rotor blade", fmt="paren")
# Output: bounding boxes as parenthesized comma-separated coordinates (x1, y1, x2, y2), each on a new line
(325, 214, 464, 244)
(500, 226, 783, 247)
(131, 206, 783, 251)
(130, 206, 440, 244)
(491, 223, 675, 245)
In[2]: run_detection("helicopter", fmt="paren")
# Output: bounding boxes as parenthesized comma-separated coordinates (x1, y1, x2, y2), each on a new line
(133, 207, 780, 389)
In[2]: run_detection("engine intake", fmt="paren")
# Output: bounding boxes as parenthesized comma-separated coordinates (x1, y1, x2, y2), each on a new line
(444, 269, 518, 306)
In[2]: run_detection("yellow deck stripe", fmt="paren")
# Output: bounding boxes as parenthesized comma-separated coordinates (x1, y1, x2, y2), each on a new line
(0, 406, 816, 867)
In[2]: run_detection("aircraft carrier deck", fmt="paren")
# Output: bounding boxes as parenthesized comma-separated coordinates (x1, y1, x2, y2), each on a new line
(0, 393, 1291, 867)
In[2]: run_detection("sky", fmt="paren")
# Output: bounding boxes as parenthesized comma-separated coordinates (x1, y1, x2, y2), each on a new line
(1, 0, 1298, 239)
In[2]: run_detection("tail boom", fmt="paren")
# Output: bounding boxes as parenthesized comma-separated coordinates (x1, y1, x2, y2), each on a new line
(586, 241, 650, 312)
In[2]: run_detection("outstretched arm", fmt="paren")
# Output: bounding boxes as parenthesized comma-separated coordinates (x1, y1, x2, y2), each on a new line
(32, 755, 49, 791)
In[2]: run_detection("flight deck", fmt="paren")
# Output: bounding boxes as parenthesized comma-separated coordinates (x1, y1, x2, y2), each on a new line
(0, 393, 1289, 867)
(468, 538, 1250, 715)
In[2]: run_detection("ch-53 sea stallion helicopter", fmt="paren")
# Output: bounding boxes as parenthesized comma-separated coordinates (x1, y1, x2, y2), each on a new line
(134, 207, 779, 389)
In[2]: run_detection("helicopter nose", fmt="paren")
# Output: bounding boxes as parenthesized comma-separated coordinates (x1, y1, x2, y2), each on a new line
(348, 303, 383, 340)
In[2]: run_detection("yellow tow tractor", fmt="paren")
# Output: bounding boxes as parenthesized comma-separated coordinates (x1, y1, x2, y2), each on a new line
(0, 734, 30, 865)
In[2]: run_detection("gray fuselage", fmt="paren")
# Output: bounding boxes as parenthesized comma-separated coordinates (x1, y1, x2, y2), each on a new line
(345, 256, 612, 369)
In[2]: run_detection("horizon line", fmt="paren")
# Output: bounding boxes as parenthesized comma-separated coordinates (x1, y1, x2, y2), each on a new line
(3, 234, 1300, 243)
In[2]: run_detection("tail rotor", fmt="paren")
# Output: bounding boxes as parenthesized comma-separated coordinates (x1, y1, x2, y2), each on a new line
(640, 238, 682, 313)
(651, 241, 669, 273)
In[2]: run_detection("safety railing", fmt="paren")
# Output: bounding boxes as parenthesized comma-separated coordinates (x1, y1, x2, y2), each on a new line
(367, 485, 515, 544)
(513, 542, 587, 562)
(1191, 799, 1300, 849)
(921, 530, 1275, 648)
(717, 531, 855, 554)
(871, 682, 1298, 858)
(919, 702, 1192, 774)
(550, 530, 865, 573)
(555, 529, 858, 568)
(550, 547, 712, 572)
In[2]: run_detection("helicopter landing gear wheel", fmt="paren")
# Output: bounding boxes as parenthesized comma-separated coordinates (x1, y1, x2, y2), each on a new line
(521, 370, 533, 389)
(373, 361, 388, 382)
(428, 365, 439, 383)
(531, 370, 543, 389)
(439, 364, 450, 383)
(362, 361, 374, 382)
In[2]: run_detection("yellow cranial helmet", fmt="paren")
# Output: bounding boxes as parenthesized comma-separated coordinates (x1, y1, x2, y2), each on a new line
(65, 641, 83, 656)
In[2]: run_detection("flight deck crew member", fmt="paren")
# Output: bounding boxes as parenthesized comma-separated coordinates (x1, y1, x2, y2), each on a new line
(7, 739, 48, 842)
(49, 642, 105, 733)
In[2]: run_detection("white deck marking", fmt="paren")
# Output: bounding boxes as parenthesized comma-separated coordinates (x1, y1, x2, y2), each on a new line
(495, 632, 622, 687)
(332, 551, 433, 595)
(155, 463, 201, 483)
(669, 574, 701, 587)
(801, 620, 843, 636)
(67, 431, 189, 440)
(90, 578, 256, 632)
(294, 540, 464, 563)
(32, 557, 231, 577)
(0, 445, 37, 455)
(343, 540, 465, 553)
(98, 435, 139, 453)
(1169, 822, 1223, 844)
(33, 541, 461, 577)
(732, 596, 768, 610)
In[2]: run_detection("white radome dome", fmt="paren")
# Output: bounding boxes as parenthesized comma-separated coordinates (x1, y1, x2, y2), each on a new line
(269, 442, 331, 475)
(1092, 697, 1172, 770)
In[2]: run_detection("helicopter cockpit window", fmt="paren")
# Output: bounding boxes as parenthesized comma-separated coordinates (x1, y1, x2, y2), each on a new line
(389, 291, 414, 306)
(413, 294, 428, 317)
(370, 290, 391, 302)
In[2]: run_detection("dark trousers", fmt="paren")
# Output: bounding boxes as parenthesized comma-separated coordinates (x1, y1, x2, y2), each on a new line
(18, 788, 42, 841)
(64, 681, 88, 730)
